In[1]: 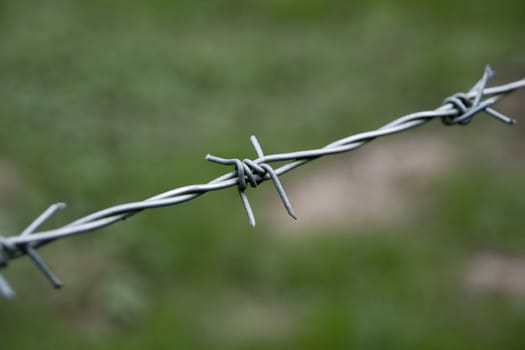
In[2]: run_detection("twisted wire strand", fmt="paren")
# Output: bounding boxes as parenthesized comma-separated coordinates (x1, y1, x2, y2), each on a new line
(0, 65, 524, 299)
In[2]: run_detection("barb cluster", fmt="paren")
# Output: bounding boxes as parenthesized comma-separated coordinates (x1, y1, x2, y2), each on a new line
(206, 135, 297, 227)
(442, 66, 516, 125)
(0, 65, 524, 299)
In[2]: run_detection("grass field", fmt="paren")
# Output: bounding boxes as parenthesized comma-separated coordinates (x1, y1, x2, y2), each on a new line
(1, 1, 525, 349)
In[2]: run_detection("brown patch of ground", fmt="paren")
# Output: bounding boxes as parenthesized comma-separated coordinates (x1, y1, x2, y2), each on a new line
(264, 134, 458, 234)
(465, 253, 525, 299)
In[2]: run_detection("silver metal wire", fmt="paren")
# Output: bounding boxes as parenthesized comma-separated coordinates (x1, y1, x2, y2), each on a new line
(0, 65, 524, 299)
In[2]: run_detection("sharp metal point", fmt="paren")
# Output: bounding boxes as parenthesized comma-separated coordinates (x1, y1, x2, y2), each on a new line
(0, 274, 15, 299)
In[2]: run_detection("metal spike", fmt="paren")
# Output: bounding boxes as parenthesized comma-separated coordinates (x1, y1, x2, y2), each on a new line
(20, 203, 66, 289)
(0, 274, 15, 299)
(250, 136, 297, 220)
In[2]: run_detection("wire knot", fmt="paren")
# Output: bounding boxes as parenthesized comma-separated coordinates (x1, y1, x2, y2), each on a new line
(442, 65, 516, 126)
(442, 93, 474, 125)
(206, 135, 296, 227)
(0, 236, 17, 299)
(0, 203, 66, 299)
(0, 236, 16, 267)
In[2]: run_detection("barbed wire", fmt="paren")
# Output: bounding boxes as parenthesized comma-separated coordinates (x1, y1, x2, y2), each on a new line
(1, 65, 524, 299)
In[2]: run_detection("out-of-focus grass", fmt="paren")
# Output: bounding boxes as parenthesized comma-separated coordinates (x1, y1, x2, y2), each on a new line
(0, 1, 525, 349)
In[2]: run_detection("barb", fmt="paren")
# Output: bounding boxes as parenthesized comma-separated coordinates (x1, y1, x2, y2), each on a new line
(1, 65, 524, 299)
(206, 135, 297, 227)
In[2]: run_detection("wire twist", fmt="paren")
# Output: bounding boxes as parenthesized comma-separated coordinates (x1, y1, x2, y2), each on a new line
(0, 65, 523, 299)
(206, 135, 297, 227)
(442, 65, 516, 126)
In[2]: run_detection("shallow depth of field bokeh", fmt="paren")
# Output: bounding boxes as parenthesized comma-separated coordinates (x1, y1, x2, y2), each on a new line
(1, 1, 525, 349)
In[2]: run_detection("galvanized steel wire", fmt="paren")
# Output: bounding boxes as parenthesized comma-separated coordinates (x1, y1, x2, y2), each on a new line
(1, 65, 524, 299)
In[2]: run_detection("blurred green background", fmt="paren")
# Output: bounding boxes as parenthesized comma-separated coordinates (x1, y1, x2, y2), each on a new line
(1, 0, 525, 349)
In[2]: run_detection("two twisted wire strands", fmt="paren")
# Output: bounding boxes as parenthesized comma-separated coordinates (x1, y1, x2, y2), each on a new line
(1, 65, 524, 299)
